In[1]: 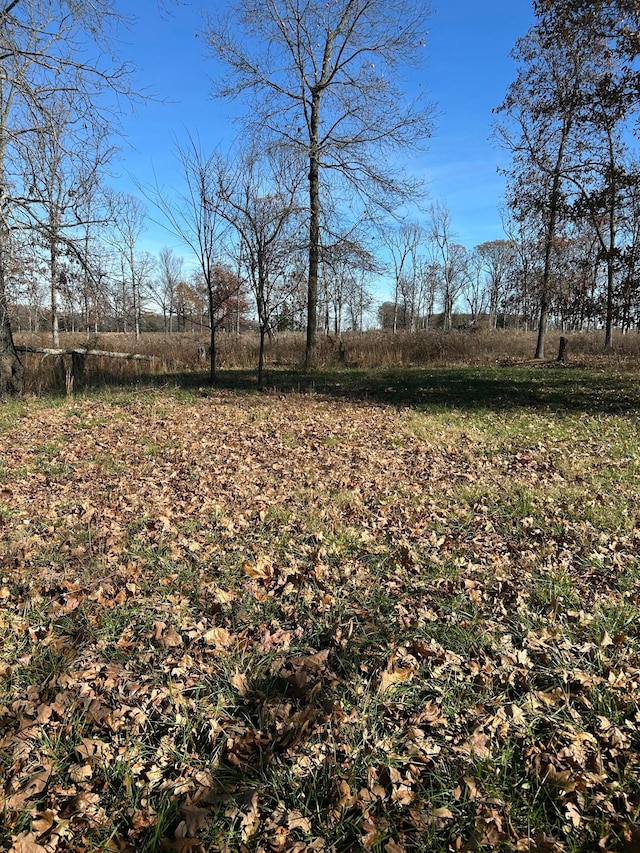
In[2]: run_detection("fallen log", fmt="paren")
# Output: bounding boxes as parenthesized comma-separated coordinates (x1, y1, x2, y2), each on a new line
(15, 346, 154, 360)
(15, 346, 155, 390)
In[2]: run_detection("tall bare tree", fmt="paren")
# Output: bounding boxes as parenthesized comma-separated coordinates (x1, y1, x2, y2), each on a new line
(322, 236, 376, 336)
(382, 222, 423, 333)
(460, 249, 488, 324)
(214, 145, 304, 388)
(22, 96, 113, 345)
(476, 240, 516, 329)
(495, 23, 588, 358)
(0, 0, 135, 395)
(143, 137, 233, 382)
(567, 67, 638, 348)
(110, 193, 148, 340)
(205, 0, 434, 367)
(151, 247, 184, 332)
(496, 0, 640, 355)
(428, 202, 467, 331)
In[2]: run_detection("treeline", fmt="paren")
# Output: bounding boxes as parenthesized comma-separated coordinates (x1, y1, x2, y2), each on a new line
(2, 0, 640, 396)
(496, 0, 640, 357)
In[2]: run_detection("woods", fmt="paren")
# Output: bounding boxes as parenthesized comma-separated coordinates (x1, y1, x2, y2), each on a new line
(3, 1, 640, 395)
(0, 0, 136, 395)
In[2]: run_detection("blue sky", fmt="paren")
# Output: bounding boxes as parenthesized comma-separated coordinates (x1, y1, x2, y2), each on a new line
(113, 1, 535, 256)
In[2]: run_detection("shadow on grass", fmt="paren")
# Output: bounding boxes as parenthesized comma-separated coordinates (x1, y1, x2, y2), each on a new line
(91, 363, 640, 416)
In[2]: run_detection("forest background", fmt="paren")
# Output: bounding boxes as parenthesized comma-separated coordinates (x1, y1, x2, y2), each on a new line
(3, 0, 640, 395)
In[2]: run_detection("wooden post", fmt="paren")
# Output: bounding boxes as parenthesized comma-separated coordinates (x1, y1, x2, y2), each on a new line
(557, 336, 567, 363)
(71, 350, 86, 389)
(14, 346, 154, 392)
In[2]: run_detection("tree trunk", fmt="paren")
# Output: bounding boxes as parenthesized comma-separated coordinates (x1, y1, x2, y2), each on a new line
(443, 290, 453, 331)
(133, 277, 140, 341)
(604, 259, 615, 350)
(604, 149, 617, 352)
(305, 93, 321, 369)
(50, 238, 60, 348)
(257, 325, 266, 390)
(207, 284, 216, 384)
(534, 297, 548, 359)
(557, 335, 567, 362)
(535, 104, 575, 359)
(392, 279, 399, 334)
(0, 259, 24, 397)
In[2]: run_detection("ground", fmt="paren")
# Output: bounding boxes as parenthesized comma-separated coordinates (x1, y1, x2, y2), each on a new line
(0, 366, 639, 852)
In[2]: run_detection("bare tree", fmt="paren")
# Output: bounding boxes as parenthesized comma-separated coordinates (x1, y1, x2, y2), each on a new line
(428, 202, 467, 331)
(150, 247, 184, 332)
(476, 240, 516, 328)
(214, 145, 304, 388)
(143, 137, 233, 383)
(495, 23, 588, 358)
(502, 212, 542, 331)
(0, 0, 136, 395)
(110, 194, 148, 340)
(21, 96, 113, 345)
(322, 236, 376, 336)
(568, 80, 637, 349)
(416, 259, 439, 330)
(461, 249, 488, 324)
(382, 222, 423, 333)
(205, 0, 434, 367)
(618, 170, 640, 332)
(494, 0, 640, 355)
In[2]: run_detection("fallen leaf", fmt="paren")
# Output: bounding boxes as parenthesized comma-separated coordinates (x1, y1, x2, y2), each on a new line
(379, 666, 414, 694)
(9, 833, 48, 853)
(243, 555, 273, 580)
(178, 804, 212, 836)
(7, 768, 52, 809)
(230, 669, 249, 696)
(203, 627, 232, 648)
(432, 807, 454, 820)
(287, 810, 312, 833)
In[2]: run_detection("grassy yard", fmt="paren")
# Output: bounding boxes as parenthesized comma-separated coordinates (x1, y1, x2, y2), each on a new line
(0, 365, 639, 852)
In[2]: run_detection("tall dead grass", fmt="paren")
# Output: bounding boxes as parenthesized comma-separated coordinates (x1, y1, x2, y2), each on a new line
(14, 328, 640, 393)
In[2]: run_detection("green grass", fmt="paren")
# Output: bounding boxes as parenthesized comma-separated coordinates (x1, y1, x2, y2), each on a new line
(1, 366, 640, 851)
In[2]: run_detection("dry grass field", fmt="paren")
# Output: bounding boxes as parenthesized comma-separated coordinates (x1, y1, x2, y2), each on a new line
(13, 329, 640, 394)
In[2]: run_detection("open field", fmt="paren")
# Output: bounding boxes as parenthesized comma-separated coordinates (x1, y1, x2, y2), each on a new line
(13, 329, 640, 395)
(1, 366, 640, 851)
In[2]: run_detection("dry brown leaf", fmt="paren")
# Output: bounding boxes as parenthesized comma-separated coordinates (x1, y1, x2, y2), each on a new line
(178, 804, 213, 836)
(465, 729, 491, 759)
(69, 763, 93, 783)
(9, 834, 48, 853)
(203, 626, 232, 648)
(31, 810, 56, 836)
(240, 791, 260, 842)
(286, 809, 312, 833)
(432, 807, 454, 820)
(464, 777, 480, 800)
(104, 835, 134, 852)
(160, 840, 206, 853)
(379, 666, 414, 694)
(230, 669, 249, 696)
(565, 802, 582, 828)
(7, 768, 52, 809)
(243, 554, 273, 580)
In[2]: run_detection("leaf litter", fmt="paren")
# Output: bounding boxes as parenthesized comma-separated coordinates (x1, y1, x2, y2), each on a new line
(0, 389, 639, 851)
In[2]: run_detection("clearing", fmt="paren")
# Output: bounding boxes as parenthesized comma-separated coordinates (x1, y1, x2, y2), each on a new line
(0, 366, 639, 852)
